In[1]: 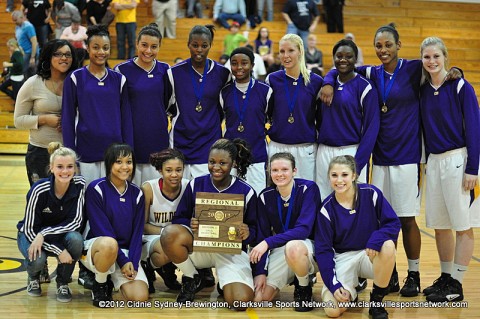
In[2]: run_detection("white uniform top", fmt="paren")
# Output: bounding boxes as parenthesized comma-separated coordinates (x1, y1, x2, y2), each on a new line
(144, 178, 190, 227)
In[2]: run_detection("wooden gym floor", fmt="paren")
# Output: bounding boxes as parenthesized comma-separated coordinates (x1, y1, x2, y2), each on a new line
(0, 155, 478, 318)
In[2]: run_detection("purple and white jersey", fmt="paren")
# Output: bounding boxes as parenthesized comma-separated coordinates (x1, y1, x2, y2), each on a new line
(114, 59, 171, 164)
(167, 58, 231, 164)
(62, 67, 134, 163)
(420, 78, 480, 175)
(220, 80, 272, 163)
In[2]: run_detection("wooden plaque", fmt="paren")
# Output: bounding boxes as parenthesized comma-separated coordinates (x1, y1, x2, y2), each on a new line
(193, 192, 244, 254)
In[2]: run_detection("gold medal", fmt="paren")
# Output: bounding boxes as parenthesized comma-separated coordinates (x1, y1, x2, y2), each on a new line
(237, 123, 244, 132)
(381, 104, 388, 113)
(195, 103, 202, 112)
(288, 115, 295, 124)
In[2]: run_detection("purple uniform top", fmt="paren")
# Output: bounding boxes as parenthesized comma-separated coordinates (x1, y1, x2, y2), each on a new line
(172, 174, 257, 252)
(220, 80, 273, 163)
(167, 58, 231, 164)
(420, 78, 480, 175)
(255, 179, 321, 276)
(114, 59, 171, 164)
(317, 74, 380, 173)
(315, 183, 400, 294)
(62, 67, 134, 163)
(266, 70, 323, 144)
(84, 178, 145, 271)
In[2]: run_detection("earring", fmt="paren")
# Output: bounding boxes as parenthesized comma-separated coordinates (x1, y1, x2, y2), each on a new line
(41, 61, 50, 72)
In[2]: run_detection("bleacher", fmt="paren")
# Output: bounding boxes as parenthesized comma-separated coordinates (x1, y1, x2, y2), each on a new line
(1, 0, 480, 154)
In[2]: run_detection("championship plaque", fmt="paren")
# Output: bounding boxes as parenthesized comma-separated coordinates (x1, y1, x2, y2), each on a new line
(193, 192, 244, 254)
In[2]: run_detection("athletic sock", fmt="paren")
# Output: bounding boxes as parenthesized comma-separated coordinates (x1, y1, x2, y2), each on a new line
(440, 261, 453, 274)
(296, 274, 309, 287)
(95, 272, 108, 284)
(407, 258, 420, 272)
(451, 264, 467, 283)
(174, 259, 198, 278)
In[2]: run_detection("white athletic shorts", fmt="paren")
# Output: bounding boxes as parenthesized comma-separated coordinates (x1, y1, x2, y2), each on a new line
(371, 164, 420, 217)
(79, 161, 106, 185)
(425, 148, 480, 231)
(268, 141, 317, 182)
(265, 240, 316, 290)
(141, 234, 161, 261)
(316, 144, 368, 201)
(133, 164, 160, 186)
(80, 237, 148, 289)
(189, 251, 254, 290)
(232, 162, 267, 194)
(321, 250, 374, 301)
(184, 164, 209, 179)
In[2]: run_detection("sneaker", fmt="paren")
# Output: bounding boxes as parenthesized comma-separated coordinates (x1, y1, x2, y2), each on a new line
(356, 277, 368, 292)
(78, 263, 95, 290)
(27, 277, 41, 297)
(56, 284, 72, 303)
(293, 282, 313, 312)
(423, 273, 450, 295)
(92, 280, 113, 307)
(426, 277, 463, 302)
(216, 282, 224, 296)
(198, 268, 215, 287)
(39, 262, 50, 283)
(369, 306, 389, 319)
(141, 259, 156, 294)
(386, 270, 400, 294)
(176, 274, 205, 303)
(400, 271, 420, 297)
(156, 262, 181, 290)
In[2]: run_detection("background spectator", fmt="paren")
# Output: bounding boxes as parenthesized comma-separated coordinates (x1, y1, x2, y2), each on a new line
(223, 21, 247, 56)
(60, 16, 88, 66)
(305, 34, 323, 76)
(86, 0, 112, 26)
(152, 0, 177, 39)
(112, 0, 139, 59)
(0, 38, 24, 101)
(12, 10, 38, 78)
(282, 0, 319, 49)
(324, 0, 344, 33)
(257, 0, 273, 21)
(345, 32, 363, 66)
(22, 0, 52, 53)
(213, 0, 246, 29)
(52, 0, 81, 39)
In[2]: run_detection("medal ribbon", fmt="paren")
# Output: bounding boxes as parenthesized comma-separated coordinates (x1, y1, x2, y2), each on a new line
(277, 182, 296, 232)
(283, 71, 303, 118)
(232, 78, 253, 127)
(190, 58, 210, 105)
(379, 59, 401, 106)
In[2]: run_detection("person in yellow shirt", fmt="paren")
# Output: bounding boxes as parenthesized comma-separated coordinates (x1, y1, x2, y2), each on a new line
(112, 0, 139, 59)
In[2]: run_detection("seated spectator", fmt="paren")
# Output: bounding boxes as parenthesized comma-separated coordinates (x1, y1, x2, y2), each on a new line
(266, 53, 282, 75)
(255, 27, 274, 68)
(213, 0, 246, 29)
(344, 33, 364, 66)
(86, 0, 112, 26)
(60, 17, 87, 66)
(173, 57, 183, 65)
(223, 21, 248, 56)
(1, 38, 24, 101)
(305, 34, 323, 76)
(52, 0, 81, 39)
(218, 54, 229, 65)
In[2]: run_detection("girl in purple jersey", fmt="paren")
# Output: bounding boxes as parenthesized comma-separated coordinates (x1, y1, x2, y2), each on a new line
(419, 37, 480, 303)
(320, 23, 461, 297)
(167, 25, 231, 179)
(114, 23, 171, 186)
(250, 152, 321, 312)
(160, 138, 257, 309)
(266, 34, 323, 182)
(221, 47, 272, 194)
(316, 155, 400, 319)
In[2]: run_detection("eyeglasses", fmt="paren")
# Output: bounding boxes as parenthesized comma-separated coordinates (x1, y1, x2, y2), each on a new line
(53, 52, 73, 59)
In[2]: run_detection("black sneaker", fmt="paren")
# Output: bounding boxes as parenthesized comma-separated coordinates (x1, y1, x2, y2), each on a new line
(293, 282, 313, 312)
(426, 277, 463, 302)
(369, 305, 389, 319)
(356, 277, 368, 292)
(78, 263, 95, 290)
(386, 270, 400, 294)
(39, 261, 50, 283)
(423, 273, 451, 295)
(92, 280, 113, 307)
(27, 277, 42, 297)
(198, 268, 215, 287)
(56, 284, 72, 303)
(156, 262, 182, 290)
(400, 271, 420, 297)
(176, 274, 205, 303)
(141, 259, 156, 293)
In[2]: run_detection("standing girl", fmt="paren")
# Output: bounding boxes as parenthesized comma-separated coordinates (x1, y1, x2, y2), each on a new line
(81, 143, 148, 307)
(316, 39, 379, 200)
(266, 34, 323, 182)
(17, 142, 85, 303)
(316, 155, 400, 319)
(140, 148, 189, 292)
(114, 23, 171, 185)
(167, 25, 231, 179)
(160, 138, 257, 308)
(220, 47, 272, 193)
(62, 24, 133, 185)
(0, 38, 24, 101)
(419, 37, 479, 302)
(250, 152, 321, 312)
